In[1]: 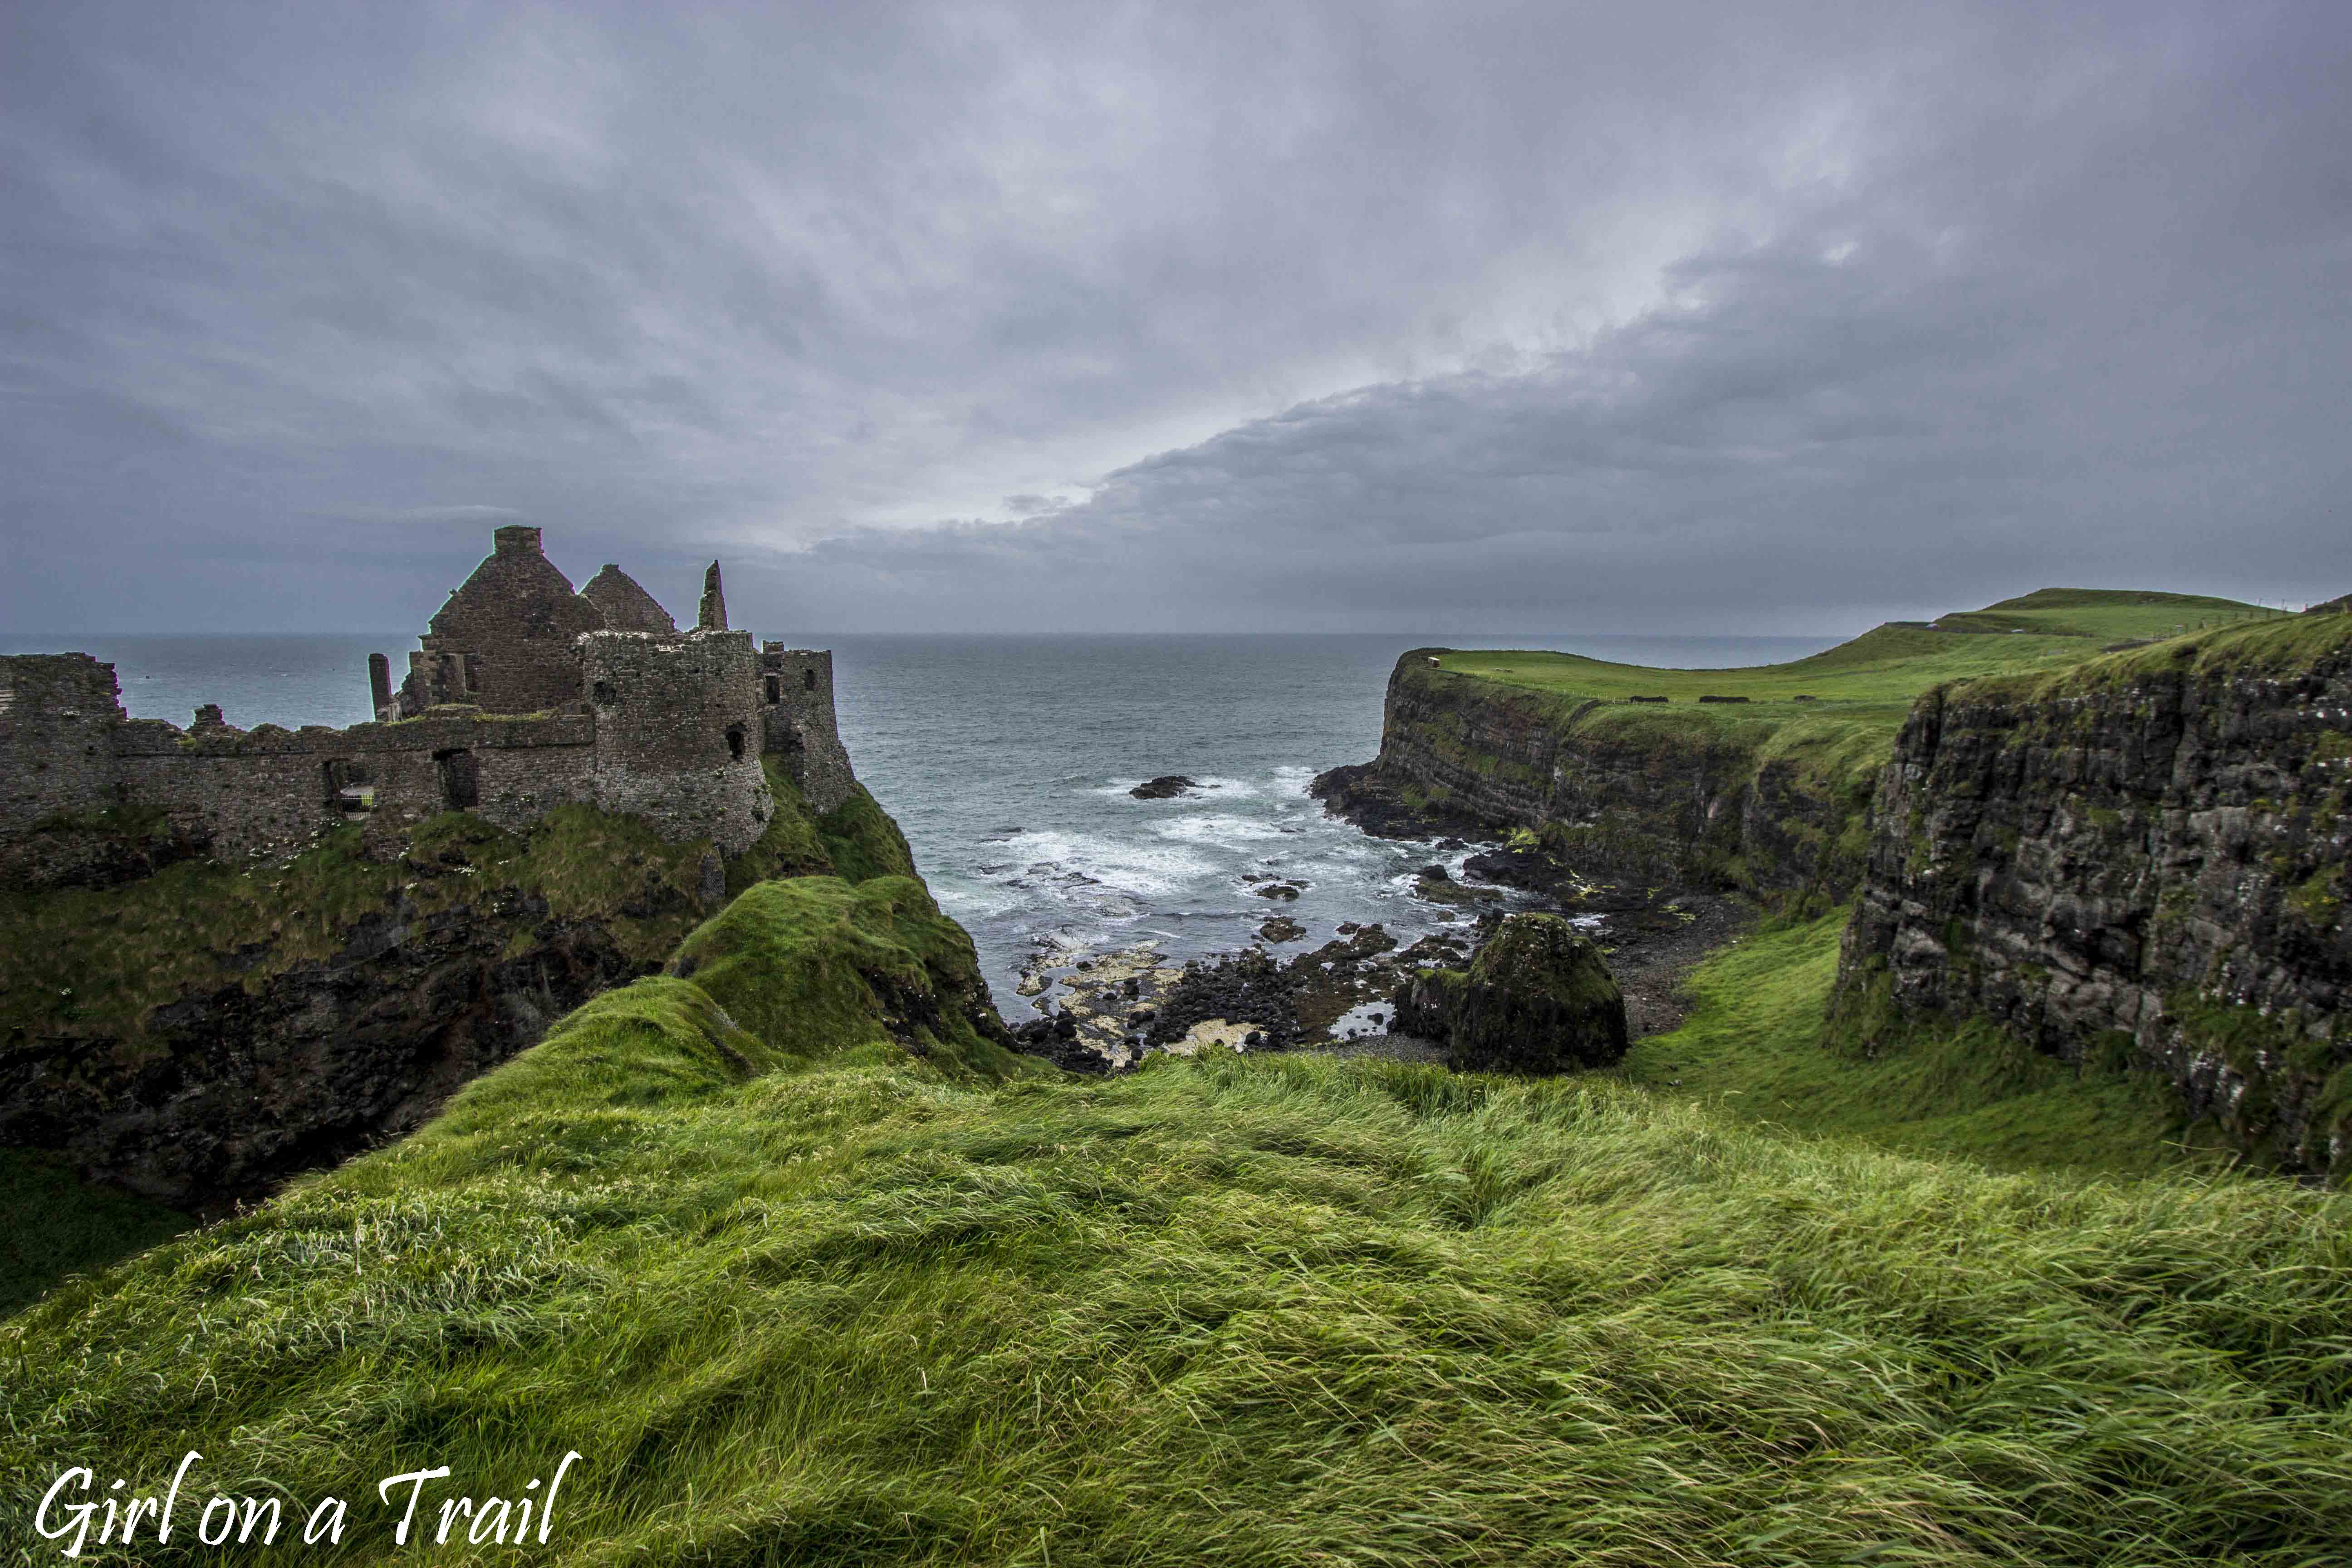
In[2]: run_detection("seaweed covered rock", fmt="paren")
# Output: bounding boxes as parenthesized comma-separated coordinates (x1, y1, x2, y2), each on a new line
(1393, 912, 1627, 1073)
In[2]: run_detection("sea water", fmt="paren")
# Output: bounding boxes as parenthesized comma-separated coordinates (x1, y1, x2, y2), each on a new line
(0, 631, 1842, 1012)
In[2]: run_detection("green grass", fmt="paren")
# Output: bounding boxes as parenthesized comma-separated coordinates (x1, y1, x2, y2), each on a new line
(1622, 913, 2217, 1177)
(1933, 588, 2285, 641)
(7, 887, 2350, 1566)
(1437, 586, 2275, 719)
(0, 1151, 192, 1316)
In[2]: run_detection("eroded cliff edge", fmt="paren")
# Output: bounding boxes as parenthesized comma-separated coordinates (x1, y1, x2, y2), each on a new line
(0, 763, 937, 1211)
(1316, 648, 1876, 912)
(1834, 616, 2352, 1175)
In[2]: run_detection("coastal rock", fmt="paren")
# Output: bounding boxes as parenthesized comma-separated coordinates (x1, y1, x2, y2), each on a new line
(1252, 881, 1302, 901)
(1414, 870, 1499, 908)
(1258, 916, 1306, 943)
(1836, 624, 2352, 1173)
(1393, 912, 1627, 1073)
(1130, 775, 1208, 799)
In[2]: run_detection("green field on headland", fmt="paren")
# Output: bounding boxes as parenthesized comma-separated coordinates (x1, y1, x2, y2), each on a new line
(1440, 588, 2285, 716)
(1371, 589, 2297, 912)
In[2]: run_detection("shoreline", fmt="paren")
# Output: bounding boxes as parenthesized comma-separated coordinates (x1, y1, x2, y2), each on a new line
(1004, 766, 1754, 1073)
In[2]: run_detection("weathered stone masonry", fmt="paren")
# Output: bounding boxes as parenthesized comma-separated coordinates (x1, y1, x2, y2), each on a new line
(0, 526, 861, 885)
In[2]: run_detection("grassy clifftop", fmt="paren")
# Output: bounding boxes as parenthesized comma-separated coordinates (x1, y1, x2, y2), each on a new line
(1383, 589, 2284, 909)
(6, 888, 2349, 1565)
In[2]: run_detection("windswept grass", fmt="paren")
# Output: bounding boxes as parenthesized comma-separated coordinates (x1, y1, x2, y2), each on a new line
(1622, 913, 2212, 1177)
(0, 762, 922, 1312)
(6, 891, 2348, 1566)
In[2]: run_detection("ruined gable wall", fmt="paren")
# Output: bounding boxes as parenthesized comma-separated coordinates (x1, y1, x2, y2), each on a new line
(582, 564, 677, 634)
(419, 524, 605, 714)
(760, 647, 858, 813)
(581, 630, 772, 854)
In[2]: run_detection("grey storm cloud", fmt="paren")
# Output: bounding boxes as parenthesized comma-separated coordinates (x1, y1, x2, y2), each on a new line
(2, 0, 2347, 634)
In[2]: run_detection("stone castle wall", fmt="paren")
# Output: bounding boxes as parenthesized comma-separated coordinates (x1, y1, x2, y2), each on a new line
(0, 655, 119, 838)
(411, 524, 605, 715)
(582, 630, 771, 855)
(4, 529, 849, 882)
(760, 646, 858, 813)
(0, 656, 767, 877)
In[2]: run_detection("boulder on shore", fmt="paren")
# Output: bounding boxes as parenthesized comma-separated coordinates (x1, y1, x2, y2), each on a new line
(1392, 912, 1627, 1073)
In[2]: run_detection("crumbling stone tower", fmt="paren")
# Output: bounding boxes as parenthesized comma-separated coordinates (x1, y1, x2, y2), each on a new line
(578, 629, 769, 850)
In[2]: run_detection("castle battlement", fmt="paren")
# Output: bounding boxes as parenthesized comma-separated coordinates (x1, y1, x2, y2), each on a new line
(0, 530, 857, 888)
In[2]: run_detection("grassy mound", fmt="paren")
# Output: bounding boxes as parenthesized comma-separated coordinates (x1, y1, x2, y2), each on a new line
(6, 892, 2350, 1565)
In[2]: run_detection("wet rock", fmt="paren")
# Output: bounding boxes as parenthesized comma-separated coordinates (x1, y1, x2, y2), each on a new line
(1310, 761, 1490, 841)
(1253, 881, 1302, 902)
(1392, 912, 1627, 1073)
(1010, 1011, 1109, 1074)
(1144, 949, 1297, 1049)
(1258, 916, 1306, 943)
(1413, 872, 1498, 908)
(1130, 775, 1208, 799)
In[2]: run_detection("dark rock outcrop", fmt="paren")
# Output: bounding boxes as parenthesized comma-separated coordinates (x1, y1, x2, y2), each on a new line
(1392, 912, 1627, 1073)
(1130, 775, 1207, 799)
(1835, 623, 2352, 1173)
(0, 892, 648, 1211)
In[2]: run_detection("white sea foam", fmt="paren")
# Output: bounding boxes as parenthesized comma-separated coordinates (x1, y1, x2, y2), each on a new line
(1007, 829, 1220, 899)
(1152, 813, 1293, 845)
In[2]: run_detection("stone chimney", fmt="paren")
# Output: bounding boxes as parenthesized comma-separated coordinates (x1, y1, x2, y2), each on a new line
(493, 524, 544, 557)
(697, 561, 728, 631)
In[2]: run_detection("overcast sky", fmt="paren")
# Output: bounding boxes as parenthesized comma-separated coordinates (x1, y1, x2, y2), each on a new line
(3, 0, 2346, 637)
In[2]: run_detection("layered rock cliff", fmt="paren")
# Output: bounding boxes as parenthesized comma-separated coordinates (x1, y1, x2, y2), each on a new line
(0, 762, 926, 1210)
(1317, 651, 1874, 910)
(1835, 617, 2352, 1174)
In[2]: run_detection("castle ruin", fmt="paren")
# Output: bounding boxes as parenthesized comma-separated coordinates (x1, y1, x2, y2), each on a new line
(0, 526, 858, 885)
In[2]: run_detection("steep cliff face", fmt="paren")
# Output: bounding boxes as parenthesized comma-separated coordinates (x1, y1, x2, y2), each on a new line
(1324, 652, 1874, 908)
(1835, 617, 2352, 1174)
(0, 762, 923, 1210)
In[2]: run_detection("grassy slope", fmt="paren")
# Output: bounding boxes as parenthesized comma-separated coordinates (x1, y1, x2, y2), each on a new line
(6, 890, 2349, 1566)
(0, 760, 912, 1314)
(1622, 914, 2215, 1178)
